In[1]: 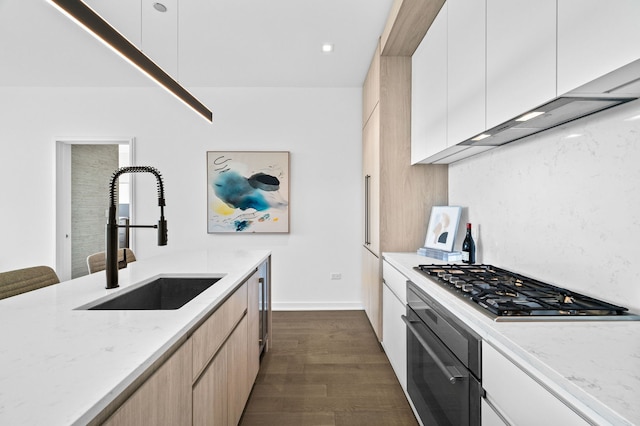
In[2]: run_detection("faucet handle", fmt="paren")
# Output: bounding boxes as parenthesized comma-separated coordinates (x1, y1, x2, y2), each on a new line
(117, 249, 128, 269)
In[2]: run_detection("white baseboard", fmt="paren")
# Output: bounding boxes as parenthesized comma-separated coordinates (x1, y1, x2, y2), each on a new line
(272, 302, 364, 311)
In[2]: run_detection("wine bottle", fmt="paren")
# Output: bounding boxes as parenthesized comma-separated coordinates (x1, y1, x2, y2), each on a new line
(461, 223, 476, 264)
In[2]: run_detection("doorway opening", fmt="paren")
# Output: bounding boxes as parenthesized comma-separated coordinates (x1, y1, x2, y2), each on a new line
(55, 138, 135, 281)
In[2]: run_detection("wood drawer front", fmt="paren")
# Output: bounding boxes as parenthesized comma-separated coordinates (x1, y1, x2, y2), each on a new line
(382, 261, 407, 304)
(104, 341, 193, 426)
(192, 283, 248, 380)
(192, 343, 227, 426)
(482, 342, 589, 426)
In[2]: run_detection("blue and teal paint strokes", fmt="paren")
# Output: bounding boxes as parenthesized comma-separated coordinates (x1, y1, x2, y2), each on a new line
(213, 170, 277, 212)
(234, 220, 251, 232)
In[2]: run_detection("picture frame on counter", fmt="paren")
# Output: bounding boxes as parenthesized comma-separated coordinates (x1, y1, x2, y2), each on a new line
(207, 151, 290, 233)
(424, 206, 462, 252)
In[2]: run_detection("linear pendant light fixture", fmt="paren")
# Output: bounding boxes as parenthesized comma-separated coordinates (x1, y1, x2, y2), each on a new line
(47, 0, 213, 122)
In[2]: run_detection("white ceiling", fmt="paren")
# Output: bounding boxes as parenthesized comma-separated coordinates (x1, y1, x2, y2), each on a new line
(0, 0, 394, 88)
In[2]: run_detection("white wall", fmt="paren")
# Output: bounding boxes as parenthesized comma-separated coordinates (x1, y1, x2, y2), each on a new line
(449, 98, 640, 312)
(0, 86, 363, 310)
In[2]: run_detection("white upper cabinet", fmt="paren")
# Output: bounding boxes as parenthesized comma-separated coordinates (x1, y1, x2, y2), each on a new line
(557, 0, 640, 95)
(412, 0, 489, 164)
(411, 0, 640, 164)
(486, 0, 556, 129)
(411, 3, 448, 164)
(447, 0, 486, 145)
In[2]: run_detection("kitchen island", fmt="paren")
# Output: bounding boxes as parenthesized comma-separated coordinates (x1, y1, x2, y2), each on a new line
(0, 249, 270, 425)
(384, 252, 640, 426)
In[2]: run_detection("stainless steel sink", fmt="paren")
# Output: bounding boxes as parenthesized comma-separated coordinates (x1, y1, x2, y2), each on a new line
(82, 277, 222, 310)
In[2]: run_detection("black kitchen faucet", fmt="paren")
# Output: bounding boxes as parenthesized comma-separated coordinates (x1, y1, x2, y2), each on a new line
(105, 166, 167, 289)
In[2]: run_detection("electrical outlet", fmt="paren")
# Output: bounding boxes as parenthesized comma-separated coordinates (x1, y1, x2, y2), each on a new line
(330, 273, 342, 280)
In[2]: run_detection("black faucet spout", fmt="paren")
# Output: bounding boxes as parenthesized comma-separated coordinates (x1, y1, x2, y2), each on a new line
(106, 166, 167, 289)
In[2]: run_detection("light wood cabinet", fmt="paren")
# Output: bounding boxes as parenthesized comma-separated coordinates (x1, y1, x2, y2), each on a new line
(363, 105, 380, 255)
(557, 0, 640, 95)
(190, 280, 248, 426)
(193, 345, 227, 426)
(486, 0, 556, 129)
(380, 0, 445, 56)
(227, 315, 250, 426)
(362, 246, 381, 339)
(362, 36, 448, 340)
(362, 46, 380, 126)
(192, 281, 247, 380)
(104, 340, 193, 426)
(192, 287, 254, 426)
(192, 268, 263, 426)
(98, 259, 270, 426)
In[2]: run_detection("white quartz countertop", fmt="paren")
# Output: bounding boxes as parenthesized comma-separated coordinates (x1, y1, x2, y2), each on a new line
(0, 249, 270, 425)
(383, 252, 640, 426)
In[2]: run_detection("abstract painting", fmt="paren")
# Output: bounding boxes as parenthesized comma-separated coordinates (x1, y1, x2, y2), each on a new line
(207, 151, 290, 233)
(424, 206, 462, 252)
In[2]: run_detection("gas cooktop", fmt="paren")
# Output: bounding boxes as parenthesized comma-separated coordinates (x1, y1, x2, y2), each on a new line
(415, 264, 640, 321)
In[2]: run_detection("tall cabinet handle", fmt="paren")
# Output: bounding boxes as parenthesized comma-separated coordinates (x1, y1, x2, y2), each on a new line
(364, 174, 371, 245)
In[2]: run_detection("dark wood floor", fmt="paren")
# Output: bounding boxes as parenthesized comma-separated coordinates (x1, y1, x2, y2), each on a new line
(239, 310, 418, 426)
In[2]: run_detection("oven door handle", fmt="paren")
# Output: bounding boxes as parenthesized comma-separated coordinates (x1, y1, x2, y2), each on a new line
(402, 315, 465, 384)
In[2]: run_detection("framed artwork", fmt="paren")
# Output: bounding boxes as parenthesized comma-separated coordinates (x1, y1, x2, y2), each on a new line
(207, 151, 290, 233)
(424, 206, 462, 252)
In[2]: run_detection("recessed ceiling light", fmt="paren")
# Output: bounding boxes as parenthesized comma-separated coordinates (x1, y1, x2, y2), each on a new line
(153, 2, 167, 12)
(321, 43, 334, 53)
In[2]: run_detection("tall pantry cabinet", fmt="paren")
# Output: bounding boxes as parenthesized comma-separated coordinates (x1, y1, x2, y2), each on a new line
(362, 41, 448, 340)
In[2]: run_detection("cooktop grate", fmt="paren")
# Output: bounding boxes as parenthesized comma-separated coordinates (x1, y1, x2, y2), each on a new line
(415, 264, 631, 318)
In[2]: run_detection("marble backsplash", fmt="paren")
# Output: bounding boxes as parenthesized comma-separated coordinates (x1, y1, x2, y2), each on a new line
(449, 98, 640, 313)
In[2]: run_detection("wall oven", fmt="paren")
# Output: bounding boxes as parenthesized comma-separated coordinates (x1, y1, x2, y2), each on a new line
(403, 281, 482, 426)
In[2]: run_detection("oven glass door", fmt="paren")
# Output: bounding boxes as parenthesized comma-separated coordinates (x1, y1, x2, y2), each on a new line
(404, 310, 480, 426)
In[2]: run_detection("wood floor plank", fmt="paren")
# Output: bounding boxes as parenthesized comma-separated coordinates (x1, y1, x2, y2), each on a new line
(335, 410, 418, 426)
(250, 383, 328, 398)
(240, 412, 335, 426)
(244, 396, 412, 413)
(239, 310, 417, 426)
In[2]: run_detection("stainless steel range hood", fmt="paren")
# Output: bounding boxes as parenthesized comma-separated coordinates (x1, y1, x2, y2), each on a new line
(460, 59, 640, 147)
(461, 95, 636, 147)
